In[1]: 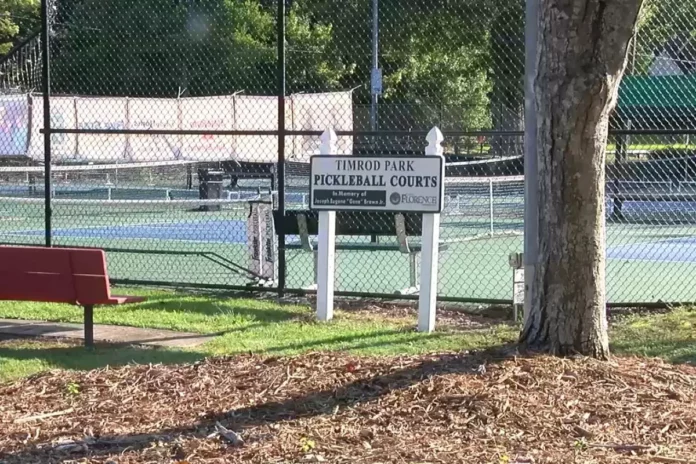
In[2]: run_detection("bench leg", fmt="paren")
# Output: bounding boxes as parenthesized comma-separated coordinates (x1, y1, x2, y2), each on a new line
(314, 250, 318, 284)
(83, 305, 94, 348)
(410, 252, 418, 289)
(303, 251, 319, 291)
(397, 252, 421, 296)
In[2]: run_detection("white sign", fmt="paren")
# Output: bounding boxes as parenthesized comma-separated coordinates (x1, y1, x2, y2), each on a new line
(513, 268, 525, 306)
(371, 68, 383, 95)
(247, 200, 277, 284)
(309, 155, 444, 213)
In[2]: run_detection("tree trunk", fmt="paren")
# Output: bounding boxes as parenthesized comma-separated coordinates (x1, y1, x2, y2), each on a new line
(520, 0, 644, 358)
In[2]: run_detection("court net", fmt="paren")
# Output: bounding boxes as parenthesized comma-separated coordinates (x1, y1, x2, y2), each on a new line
(0, 161, 280, 202)
(0, 196, 265, 222)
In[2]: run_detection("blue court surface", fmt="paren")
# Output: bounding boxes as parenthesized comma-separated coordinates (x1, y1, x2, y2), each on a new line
(6, 219, 250, 244)
(607, 236, 696, 263)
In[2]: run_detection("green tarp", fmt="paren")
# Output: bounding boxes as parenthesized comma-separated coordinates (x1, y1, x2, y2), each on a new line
(618, 74, 696, 110)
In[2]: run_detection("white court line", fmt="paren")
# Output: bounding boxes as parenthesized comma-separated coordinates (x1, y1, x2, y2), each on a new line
(607, 256, 696, 265)
(0, 160, 198, 173)
(2, 217, 247, 240)
(607, 234, 696, 252)
(3, 218, 241, 235)
(607, 234, 696, 263)
(0, 231, 247, 246)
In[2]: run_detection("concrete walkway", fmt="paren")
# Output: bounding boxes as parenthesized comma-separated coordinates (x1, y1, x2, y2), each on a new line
(0, 319, 214, 348)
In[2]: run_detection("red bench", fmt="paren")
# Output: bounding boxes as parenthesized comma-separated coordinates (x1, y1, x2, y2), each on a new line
(0, 245, 145, 347)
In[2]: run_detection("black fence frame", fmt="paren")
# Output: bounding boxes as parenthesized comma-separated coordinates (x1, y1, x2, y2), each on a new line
(29, 0, 696, 305)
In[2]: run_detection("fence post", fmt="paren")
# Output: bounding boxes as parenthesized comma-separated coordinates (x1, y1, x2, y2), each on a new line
(523, 0, 539, 323)
(418, 127, 444, 333)
(40, 0, 52, 247)
(317, 128, 337, 322)
(277, 0, 287, 296)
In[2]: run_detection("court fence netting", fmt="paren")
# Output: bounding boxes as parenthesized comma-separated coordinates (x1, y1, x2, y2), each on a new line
(3, 0, 696, 306)
(4, 151, 696, 306)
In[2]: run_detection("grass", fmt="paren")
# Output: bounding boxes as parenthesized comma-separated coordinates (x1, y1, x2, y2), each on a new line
(0, 288, 693, 383)
(0, 288, 518, 382)
(610, 308, 696, 364)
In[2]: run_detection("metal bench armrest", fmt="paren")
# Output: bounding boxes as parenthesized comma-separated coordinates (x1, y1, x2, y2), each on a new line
(394, 213, 410, 254)
(297, 213, 314, 252)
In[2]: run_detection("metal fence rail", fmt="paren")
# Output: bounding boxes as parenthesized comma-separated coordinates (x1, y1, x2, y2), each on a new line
(1, 0, 696, 306)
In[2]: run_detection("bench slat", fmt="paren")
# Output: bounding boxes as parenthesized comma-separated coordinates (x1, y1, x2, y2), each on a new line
(0, 271, 77, 303)
(69, 249, 109, 276)
(0, 247, 73, 274)
(273, 211, 424, 236)
(285, 242, 449, 253)
(73, 274, 114, 305)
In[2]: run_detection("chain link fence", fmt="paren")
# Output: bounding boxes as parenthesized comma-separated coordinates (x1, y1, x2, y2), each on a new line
(0, 0, 695, 305)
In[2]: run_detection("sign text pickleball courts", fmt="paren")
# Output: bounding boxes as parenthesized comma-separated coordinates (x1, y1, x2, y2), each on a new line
(309, 155, 444, 213)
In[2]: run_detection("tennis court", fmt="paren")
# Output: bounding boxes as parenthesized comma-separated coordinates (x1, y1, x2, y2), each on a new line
(2, 170, 696, 303)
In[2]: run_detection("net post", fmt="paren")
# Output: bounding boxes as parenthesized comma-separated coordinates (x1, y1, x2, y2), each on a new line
(489, 178, 494, 235)
(40, 0, 52, 247)
(316, 129, 337, 322)
(418, 127, 444, 333)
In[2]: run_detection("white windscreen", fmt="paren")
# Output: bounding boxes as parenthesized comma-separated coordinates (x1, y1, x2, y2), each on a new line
(234, 95, 285, 164)
(28, 95, 77, 161)
(179, 96, 235, 161)
(290, 91, 353, 160)
(128, 98, 180, 162)
(17, 91, 354, 163)
(75, 97, 128, 162)
(0, 94, 30, 157)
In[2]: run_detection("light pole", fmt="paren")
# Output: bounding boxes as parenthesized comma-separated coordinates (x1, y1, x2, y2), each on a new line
(370, 0, 380, 135)
(369, 0, 380, 244)
(523, 0, 539, 323)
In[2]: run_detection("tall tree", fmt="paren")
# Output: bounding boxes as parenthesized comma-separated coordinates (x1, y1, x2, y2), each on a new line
(50, 0, 345, 97)
(520, 0, 644, 358)
(295, 0, 494, 130)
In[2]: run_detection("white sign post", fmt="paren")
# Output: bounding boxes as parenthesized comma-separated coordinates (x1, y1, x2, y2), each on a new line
(418, 128, 444, 333)
(316, 129, 337, 322)
(311, 127, 444, 331)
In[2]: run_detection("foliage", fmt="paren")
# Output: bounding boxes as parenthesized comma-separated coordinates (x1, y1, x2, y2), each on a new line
(631, 0, 696, 75)
(14, 0, 526, 129)
(51, 0, 346, 97)
(0, 0, 39, 55)
(8, 0, 691, 129)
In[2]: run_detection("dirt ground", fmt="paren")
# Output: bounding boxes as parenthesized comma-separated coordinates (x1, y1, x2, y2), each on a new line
(1, 345, 695, 464)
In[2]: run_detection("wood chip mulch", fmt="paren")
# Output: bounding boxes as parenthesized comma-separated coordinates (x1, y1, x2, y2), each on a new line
(1, 349, 695, 464)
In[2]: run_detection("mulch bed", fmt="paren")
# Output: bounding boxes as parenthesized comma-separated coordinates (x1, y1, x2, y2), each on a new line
(1, 348, 695, 464)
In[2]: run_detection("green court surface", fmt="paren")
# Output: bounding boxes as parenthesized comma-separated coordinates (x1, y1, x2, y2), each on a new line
(2, 194, 696, 303)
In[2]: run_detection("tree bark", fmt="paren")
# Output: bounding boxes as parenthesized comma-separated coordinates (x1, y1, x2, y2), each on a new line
(520, 0, 644, 358)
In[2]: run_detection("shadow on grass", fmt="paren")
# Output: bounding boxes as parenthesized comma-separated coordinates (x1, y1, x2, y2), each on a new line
(238, 328, 501, 356)
(0, 339, 205, 381)
(0, 326, 477, 383)
(130, 298, 304, 323)
(611, 339, 696, 365)
(0, 345, 514, 463)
